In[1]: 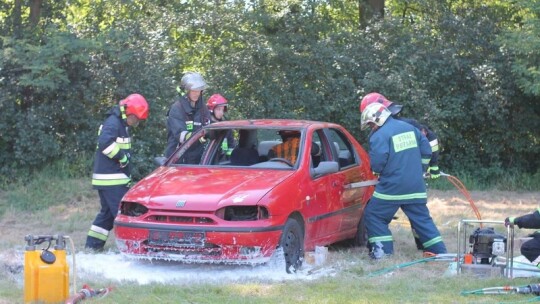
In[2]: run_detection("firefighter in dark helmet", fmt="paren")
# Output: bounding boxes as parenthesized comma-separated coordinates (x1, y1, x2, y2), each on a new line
(164, 72, 211, 162)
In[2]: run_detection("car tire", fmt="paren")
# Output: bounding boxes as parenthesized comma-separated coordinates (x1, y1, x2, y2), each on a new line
(279, 218, 304, 273)
(352, 212, 368, 247)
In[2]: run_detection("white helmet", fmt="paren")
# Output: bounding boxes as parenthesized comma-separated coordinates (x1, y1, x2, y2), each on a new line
(361, 103, 391, 130)
(180, 72, 207, 91)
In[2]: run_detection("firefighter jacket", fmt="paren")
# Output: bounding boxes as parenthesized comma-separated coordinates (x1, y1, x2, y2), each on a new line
(164, 95, 211, 158)
(92, 105, 132, 189)
(369, 116, 432, 204)
(514, 209, 540, 229)
(397, 117, 440, 168)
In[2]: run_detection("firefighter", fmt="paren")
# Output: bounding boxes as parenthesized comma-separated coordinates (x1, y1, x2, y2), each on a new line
(360, 101, 447, 258)
(505, 210, 540, 266)
(207, 94, 235, 157)
(85, 93, 149, 251)
(164, 72, 211, 162)
(360, 92, 441, 250)
(360, 92, 441, 179)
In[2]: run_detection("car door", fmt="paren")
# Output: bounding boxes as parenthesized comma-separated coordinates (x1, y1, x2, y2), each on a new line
(325, 128, 371, 234)
(303, 129, 343, 242)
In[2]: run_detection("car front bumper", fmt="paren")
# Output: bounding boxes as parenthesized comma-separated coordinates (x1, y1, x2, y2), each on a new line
(114, 219, 283, 264)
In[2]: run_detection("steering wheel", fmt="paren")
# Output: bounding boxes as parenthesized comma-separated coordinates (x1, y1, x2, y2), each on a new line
(268, 158, 294, 167)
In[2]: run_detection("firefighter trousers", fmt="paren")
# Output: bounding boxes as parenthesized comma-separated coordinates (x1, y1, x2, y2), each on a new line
(522, 233, 540, 264)
(85, 186, 128, 250)
(364, 198, 447, 255)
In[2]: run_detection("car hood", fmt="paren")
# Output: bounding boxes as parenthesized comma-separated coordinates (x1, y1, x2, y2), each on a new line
(124, 166, 295, 211)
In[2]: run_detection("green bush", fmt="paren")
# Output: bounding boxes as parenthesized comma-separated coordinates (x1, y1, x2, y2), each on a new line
(0, 1, 538, 185)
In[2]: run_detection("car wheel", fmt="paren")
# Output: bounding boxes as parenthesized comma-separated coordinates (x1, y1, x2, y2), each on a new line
(279, 218, 304, 273)
(353, 212, 368, 247)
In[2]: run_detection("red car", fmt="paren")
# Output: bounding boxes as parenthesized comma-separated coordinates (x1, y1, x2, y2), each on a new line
(114, 119, 376, 272)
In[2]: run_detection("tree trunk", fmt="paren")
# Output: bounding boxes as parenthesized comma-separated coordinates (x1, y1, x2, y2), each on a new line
(12, 0, 23, 37)
(29, 0, 43, 26)
(359, 0, 385, 28)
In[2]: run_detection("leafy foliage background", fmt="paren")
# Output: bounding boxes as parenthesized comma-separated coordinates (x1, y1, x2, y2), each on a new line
(0, 0, 538, 185)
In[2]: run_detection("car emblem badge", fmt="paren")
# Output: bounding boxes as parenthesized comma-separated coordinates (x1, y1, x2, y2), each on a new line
(176, 200, 186, 208)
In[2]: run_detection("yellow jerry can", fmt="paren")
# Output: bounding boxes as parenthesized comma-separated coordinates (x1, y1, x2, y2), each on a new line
(24, 235, 69, 303)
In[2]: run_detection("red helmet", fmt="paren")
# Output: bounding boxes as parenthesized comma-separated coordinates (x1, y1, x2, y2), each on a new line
(120, 93, 149, 120)
(359, 93, 393, 112)
(359, 92, 403, 115)
(207, 94, 228, 112)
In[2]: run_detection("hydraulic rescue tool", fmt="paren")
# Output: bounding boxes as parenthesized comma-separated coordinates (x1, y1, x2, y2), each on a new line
(462, 283, 540, 295)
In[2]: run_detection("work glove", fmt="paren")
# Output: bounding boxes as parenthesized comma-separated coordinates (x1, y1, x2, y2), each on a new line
(428, 166, 441, 179)
(504, 217, 515, 227)
(199, 136, 207, 144)
(119, 153, 130, 168)
(428, 166, 440, 179)
(179, 131, 193, 144)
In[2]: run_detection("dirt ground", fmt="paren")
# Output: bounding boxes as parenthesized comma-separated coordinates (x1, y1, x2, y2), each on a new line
(0, 189, 539, 304)
(1, 189, 538, 253)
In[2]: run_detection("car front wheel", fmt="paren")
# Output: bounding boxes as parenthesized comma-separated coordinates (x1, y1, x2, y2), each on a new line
(279, 218, 304, 273)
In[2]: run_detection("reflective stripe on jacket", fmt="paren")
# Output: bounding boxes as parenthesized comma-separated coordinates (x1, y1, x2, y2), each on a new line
(369, 117, 431, 204)
(92, 105, 131, 189)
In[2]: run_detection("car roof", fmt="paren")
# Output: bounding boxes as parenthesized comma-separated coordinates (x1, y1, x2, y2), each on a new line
(205, 119, 342, 130)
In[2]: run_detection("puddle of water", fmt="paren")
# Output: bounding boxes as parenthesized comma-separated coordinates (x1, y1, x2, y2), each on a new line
(72, 249, 336, 285)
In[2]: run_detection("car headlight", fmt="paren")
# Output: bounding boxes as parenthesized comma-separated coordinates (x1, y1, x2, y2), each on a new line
(215, 206, 269, 221)
(120, 201, 148, 217)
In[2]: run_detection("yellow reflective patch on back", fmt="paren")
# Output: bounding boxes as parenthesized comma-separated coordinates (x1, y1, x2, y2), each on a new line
(392, 131, 417, 152)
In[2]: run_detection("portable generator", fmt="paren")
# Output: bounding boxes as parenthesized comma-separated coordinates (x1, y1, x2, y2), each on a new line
(468, 227, 507, 264)
(457, 219, 515, 278)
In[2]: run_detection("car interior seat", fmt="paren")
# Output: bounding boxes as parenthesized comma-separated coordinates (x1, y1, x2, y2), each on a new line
(230, 129, 259, 166)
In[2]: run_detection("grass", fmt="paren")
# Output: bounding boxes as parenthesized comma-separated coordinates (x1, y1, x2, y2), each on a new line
(1, 167, 540, 303)
(426, 170, 540, 191)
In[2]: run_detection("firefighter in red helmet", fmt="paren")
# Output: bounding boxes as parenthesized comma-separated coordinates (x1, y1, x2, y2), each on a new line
(360, 92, 443, 251)
(360, 102, 446, 259)
(86, 93, 149, 251)
(359, 92, 439, 180)
(207, 93, 228, 121)
(207, 94, 235, 157)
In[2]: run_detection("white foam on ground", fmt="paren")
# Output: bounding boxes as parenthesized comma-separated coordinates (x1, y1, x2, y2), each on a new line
(71, 250, 336, 285)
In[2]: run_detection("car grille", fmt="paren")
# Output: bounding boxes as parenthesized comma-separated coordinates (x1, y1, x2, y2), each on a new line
(146, 215, 215, 224)
(144, 241, 221, 256)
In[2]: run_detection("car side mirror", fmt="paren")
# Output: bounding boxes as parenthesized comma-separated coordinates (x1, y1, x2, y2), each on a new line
(312, 161, 339, 176)
(154, 156, 167, 166)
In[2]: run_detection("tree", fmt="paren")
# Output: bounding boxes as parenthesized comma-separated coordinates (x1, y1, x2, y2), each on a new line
(360, 0, 385, 28)
(0, 0, 538, 185)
